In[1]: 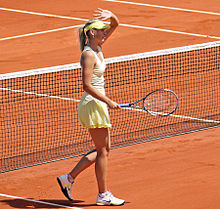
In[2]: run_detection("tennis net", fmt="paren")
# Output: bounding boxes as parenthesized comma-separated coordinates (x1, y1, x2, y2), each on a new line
(1, 41, 220, 173)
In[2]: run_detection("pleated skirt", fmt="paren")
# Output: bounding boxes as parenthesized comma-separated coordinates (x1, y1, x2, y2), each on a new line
(78, 98, 111, 129)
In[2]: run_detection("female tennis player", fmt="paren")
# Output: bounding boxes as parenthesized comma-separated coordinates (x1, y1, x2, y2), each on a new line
(57, 8, 125, 206)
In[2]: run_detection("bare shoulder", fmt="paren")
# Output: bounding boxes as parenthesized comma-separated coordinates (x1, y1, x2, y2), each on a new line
(81, 50, 96, 67)
(81, 50, 94, 59)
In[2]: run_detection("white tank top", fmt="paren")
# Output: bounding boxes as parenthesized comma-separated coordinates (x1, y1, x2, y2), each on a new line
(80, 46, 106, 101)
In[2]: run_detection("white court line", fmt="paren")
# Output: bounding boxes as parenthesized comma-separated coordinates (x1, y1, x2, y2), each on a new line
(0, 193, 83, 209)
(0, 25, 82, 41)
(1, 21, 220, 42)
(0, 7, 87, 21)
(0, 87, 80, 103)
(0, 7, 220, 41)
(168, 113, 220, 124)
(119, 23, 220, 39)
(1, 87, 219, 124)
(123, 107, 220, 124)
(104, 0, 220, 16)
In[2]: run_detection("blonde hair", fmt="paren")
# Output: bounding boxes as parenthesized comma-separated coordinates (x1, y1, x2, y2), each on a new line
(78, 19, 100, 51)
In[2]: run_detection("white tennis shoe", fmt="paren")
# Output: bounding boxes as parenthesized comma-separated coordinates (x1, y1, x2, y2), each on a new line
(96, 191, 125, 206)
(57, 174, 73, 201)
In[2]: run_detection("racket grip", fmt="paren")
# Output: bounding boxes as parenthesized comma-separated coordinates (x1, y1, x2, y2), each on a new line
(119, 104, 130, 107)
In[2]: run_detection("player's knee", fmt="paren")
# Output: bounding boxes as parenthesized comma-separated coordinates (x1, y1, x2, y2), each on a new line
(97, 147, 109, 157)
(106, 146, 110, 154)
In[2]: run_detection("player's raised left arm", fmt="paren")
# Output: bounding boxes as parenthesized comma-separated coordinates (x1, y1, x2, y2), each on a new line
(94, 8, 119, 41)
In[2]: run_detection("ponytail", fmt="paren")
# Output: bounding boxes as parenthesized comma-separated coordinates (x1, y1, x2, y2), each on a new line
(78, 26, 87, 52)
(78, 19, 100, 51)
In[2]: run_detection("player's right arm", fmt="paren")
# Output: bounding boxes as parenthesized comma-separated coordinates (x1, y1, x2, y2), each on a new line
(81, 50, 119, 109)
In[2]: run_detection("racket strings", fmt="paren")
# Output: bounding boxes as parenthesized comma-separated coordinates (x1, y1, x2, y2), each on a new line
(144, 91, 178, 115)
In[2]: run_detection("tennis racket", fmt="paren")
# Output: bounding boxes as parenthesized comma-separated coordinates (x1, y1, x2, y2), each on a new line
(120, 89, 179, 116)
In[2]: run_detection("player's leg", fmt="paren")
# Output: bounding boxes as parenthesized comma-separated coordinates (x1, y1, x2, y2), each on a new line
(57, 128, 109, 201)
(69, 149, 97, 179)
(89, 128, 125, 206)
(89, 127, 110, 194)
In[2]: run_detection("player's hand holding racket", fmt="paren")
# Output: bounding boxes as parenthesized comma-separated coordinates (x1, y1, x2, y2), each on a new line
(120, 89, 179, 116)
(107, 99, 120, 109)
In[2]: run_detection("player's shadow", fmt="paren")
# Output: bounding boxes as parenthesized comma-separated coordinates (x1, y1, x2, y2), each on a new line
(0, 198, 97, 208)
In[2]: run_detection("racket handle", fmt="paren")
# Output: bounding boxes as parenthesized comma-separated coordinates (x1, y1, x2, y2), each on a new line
(119, 104, 130, 107)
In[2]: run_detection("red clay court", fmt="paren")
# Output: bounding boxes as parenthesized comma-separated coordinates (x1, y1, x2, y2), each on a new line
(0, 0, 220, 208)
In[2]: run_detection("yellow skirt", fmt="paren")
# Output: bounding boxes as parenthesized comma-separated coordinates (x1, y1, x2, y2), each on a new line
(78, 98, 111, 129)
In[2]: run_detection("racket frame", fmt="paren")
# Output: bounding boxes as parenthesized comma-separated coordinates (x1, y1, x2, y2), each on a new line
(120, 89, 179, 116)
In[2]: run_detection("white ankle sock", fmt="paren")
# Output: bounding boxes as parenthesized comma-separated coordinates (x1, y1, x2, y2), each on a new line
(99, 191, 109, 196)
